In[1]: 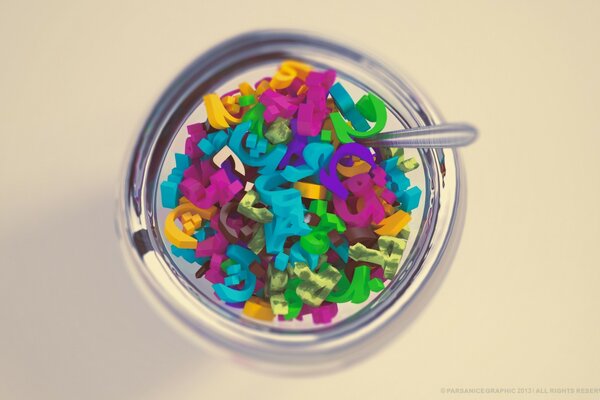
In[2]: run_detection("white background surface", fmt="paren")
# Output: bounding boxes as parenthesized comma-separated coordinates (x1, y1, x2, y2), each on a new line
(1, 1, 599, 399)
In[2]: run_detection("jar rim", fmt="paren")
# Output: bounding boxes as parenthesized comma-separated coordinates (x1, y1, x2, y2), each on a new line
(117, 29, 465, 370)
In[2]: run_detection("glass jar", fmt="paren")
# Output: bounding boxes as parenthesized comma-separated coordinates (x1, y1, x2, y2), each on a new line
(117, 30, 466, 373)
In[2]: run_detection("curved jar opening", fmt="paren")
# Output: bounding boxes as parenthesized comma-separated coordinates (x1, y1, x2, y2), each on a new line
(118, 30, 464, 370)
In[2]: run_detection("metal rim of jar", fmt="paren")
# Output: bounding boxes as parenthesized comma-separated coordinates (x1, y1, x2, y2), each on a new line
(117, 30, 466, 371)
